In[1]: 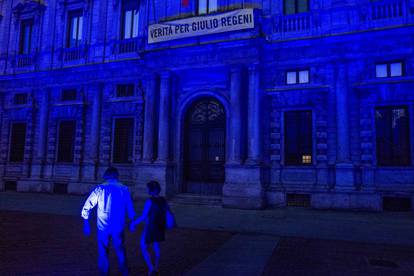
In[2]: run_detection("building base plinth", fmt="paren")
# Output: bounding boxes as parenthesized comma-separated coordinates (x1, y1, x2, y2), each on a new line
(135, 163, 174, 199)
(67, 182, 97, 195)
(335, 163, 355, 191)
(311, 192, 381, 211)
(17, 180, 53, 193)
(223, 165, 265, 209)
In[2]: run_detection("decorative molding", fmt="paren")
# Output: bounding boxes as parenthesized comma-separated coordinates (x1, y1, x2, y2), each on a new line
(12, 0, 46, 24)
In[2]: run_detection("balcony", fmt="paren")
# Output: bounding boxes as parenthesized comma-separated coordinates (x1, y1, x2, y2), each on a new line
(112, 38, 142, 58)
(63, 46, 88, 62)
(15, 53, 36, 68)
(273, 12, 320, 39)
(370, 0, 407, 20)
(270, 0, 413, 41)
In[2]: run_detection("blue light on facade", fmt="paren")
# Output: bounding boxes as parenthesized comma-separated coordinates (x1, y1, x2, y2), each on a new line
(0, 0, 413, 211)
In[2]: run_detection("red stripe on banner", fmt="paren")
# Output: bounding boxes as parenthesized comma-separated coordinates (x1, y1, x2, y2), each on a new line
(182, 0, 189, 7)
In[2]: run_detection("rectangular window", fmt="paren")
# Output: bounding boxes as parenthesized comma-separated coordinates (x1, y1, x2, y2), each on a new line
(284, 0, 309, 15)
(284, 110, 313, 165)
(198, 0, 217, 15)
(376, 61, 404, 78)
(13, 93, 28, 105)
(67, 10, 83, 47)
(122, 1, 140, 39)
(113, 118, 134, 163)
(9, 122, 27, 162)
(19, 20, 33, 54)
(61, 89, 77, 101)
(286, 69, 309, 85)
(375, 106, 411, 166)
(116, 84, 135, 97)
(57, 120, 76, 163)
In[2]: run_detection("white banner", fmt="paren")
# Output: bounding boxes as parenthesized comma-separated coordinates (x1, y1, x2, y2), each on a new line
(148, 9, 254, 44)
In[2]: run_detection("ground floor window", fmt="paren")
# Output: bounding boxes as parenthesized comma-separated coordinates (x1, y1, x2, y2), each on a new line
(9, 122, 27, 162)
(112, 118, 134, 163)
(57, 120, 76, 163)
(375, 106, 411, 166)
(284, 110, 313, 165)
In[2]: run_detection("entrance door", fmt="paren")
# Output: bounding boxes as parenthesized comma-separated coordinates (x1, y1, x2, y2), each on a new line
(183, 98, 226, 195)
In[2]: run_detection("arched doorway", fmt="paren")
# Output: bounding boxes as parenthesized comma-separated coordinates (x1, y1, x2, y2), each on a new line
(183, 97, 226, 195)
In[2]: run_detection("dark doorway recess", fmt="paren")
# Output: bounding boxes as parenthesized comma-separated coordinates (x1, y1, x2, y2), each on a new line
(183, 98, 226, 195)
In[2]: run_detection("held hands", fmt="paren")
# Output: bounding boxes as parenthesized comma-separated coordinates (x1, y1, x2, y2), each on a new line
(83, 219, 91, 236)
(129, 220, 137, 232)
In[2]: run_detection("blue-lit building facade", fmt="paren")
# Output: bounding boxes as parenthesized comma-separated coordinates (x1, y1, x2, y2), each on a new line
(0, 0, 413, 210)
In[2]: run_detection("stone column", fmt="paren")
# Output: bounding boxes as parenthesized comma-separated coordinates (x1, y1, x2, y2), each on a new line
(142, 75, 157, 162)
(247, 64, 262, 164)
(157, 72, 171, 162)
(89, 85, 102, 166)
(228, 66, 242, 164)
(335, 64, 354, 190)
(32, 89, 49, 178)
(223, 64, 265, 210)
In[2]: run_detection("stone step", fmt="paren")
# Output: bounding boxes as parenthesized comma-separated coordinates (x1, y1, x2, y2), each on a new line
(171, 193, 222, 206)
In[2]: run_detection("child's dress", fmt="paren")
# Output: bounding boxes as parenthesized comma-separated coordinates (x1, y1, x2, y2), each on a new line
(144, 197, 167, 244)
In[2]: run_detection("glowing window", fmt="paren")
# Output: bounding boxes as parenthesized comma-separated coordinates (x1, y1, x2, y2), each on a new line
(302, 155, 312, 164)
(284, 110, 313, 165)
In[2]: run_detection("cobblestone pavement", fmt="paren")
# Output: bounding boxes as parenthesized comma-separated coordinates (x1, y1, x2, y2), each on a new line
(262, 237, 414, 276)
(0, 211, 233, 275)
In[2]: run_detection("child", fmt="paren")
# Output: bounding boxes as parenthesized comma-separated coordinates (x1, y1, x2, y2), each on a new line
(130, 181, 171, 276)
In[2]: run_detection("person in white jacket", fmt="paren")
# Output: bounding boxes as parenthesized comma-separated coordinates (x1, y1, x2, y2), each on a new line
(81, 167, 135, 276)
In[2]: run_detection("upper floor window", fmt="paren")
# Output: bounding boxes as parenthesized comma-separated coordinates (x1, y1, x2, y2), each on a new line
(122, 1, 139, 39)
(197, 0, 217, 15)
(19, 19, 33, 54)
(376, 61, 404, 78)
(14, 93, 28, 105)
(284, 0, 309, 15)
(116, 84, 135, 97)
(286, 69, 309, 85)
(61, 89, 77, 101)
(67, 10, 83, 48)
